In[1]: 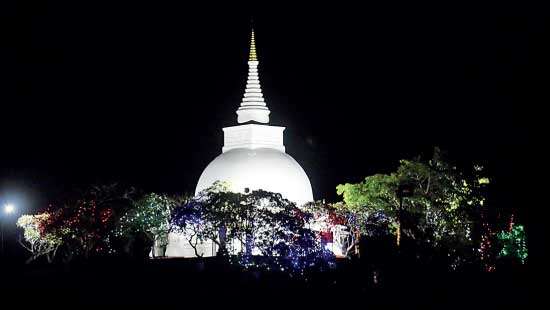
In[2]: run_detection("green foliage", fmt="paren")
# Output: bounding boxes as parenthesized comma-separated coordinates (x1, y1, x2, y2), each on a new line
(337, 173, 400, 235)
(497, 225, 528, 264)
(336, 148, 488, 267)
(337, 173, 399, 213)
(116, 193, 179, 245)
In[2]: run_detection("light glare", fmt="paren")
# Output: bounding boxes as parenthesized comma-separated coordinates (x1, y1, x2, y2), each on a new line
(4, 203, 15, 214)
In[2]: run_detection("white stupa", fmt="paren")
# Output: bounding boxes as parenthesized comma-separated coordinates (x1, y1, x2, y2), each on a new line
(195, 29, 314, 205)
(164, 30, 313, 257)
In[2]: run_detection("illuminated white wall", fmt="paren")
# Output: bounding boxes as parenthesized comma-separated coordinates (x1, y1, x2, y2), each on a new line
(165, 231, 217, 257)
(222, 124, 285, 153)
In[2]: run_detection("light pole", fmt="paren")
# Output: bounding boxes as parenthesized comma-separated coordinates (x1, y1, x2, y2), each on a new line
(1, 203, 16, 256)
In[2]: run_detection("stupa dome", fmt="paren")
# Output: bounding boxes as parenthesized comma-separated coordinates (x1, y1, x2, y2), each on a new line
(195, 147, 313, 205)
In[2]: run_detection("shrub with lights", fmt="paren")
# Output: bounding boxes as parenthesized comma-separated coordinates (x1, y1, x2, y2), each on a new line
(171, 182, 335, 276)
(16, 213, 66, 263)
(115, 193, 180, 257)
(497, 224, 527, 265)
(16, 184, 137, 262)
(41, 199, 118, 260)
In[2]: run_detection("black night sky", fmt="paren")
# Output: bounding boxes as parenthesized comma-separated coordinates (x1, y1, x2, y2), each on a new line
(2, 1, 539, 223)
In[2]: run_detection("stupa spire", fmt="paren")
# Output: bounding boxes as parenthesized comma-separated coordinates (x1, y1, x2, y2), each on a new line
(249, 29, 257, 61)
(236, 28, 270, 124)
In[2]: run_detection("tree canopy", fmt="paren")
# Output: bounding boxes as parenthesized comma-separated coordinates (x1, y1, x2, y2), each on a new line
(336, 148, 491, 268)
(115, 193, 179, 248)
(171, 182, 335, 274)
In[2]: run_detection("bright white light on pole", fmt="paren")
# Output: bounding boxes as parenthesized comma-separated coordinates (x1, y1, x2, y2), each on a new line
(3, 204, 15, 214)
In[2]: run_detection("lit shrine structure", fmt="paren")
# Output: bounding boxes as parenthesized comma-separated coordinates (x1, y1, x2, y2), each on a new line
(164, 30, 352, 258)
